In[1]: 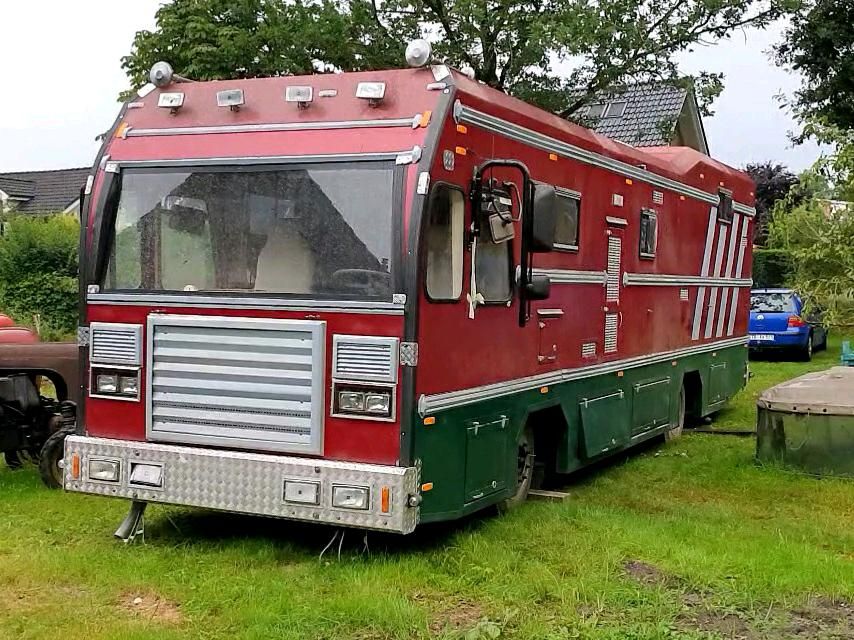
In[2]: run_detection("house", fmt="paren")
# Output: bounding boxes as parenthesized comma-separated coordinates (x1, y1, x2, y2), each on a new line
(575, 83, 709, 155)
(0, 168, 90, 215)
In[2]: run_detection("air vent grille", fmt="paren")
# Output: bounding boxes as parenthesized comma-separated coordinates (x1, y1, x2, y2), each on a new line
(606, 237, 621, 302)
(680, 287, 689, 301)
(90, 322, 142, 365)
(604, 314, 618, 354)
(582, 342, 597, 358)
(333, 335, 399, 383)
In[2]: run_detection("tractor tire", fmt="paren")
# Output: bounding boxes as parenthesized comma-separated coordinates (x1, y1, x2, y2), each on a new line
(38, 429, 70, 489)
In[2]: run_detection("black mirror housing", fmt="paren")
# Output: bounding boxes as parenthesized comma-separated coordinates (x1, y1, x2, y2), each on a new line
(525, 274, 551, 300)
(530, 184, 557, 252)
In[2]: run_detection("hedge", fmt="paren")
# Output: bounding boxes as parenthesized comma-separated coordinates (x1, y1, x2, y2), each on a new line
(752, 249, 794, 289)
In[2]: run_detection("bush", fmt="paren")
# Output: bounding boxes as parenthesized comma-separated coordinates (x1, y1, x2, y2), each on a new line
(0, 214, 79, 340)
(752, 249, 794, 288)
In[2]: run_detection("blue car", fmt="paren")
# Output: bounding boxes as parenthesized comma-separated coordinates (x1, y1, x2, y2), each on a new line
(748, 289, 828, 360)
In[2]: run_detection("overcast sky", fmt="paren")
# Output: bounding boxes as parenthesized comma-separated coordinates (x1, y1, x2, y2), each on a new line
(0, 1, 822, 174)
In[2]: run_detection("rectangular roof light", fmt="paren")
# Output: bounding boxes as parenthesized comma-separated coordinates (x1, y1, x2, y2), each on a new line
(356, 82, 386, 103)
(157, 92, 184, 109)
(216, 89, 245, 110)
(285, 85, 313, 108)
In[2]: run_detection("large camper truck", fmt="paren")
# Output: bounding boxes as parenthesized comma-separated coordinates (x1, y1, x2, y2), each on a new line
(65, 45, 755, 537)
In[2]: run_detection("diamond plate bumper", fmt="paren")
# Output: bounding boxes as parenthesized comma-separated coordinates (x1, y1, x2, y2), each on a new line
(64, 436, 420, 534)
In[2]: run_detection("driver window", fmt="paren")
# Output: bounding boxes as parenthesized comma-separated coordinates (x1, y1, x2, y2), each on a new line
(424, 185, 464, 300)
(475, 235, 512, 302)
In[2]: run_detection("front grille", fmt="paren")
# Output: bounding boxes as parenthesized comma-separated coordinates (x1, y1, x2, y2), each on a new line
(147, 315, 325, 455)
(90, 323, 142, 365)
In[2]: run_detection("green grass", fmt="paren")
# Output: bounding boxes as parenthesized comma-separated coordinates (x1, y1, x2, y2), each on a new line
(1, 335, 852, 640)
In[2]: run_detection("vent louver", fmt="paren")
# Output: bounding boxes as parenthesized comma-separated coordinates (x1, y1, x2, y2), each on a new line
(604, 314, 618, 354)
(332, 335, 399, 383)
(90, 322, 142, 365)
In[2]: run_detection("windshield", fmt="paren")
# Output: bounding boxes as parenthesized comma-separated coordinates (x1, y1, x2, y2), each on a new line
(750, 292, 795, 313)
(102, 164, 395, 299)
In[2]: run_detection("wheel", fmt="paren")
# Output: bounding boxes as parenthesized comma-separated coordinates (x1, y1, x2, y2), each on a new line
(4, 451, 23, 470)
(498, 424, 535, 512)
(38, 429, 70, 489)
(799, 332, 814, 361)
(665, 385, 686, 442)
(818, 330, 828, 351)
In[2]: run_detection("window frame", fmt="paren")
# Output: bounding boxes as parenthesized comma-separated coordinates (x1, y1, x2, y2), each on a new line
(604, 100, 628, 118)
(553, 187, 582, 252)
(717, 188, 734, 224)
(474, 231, 514, 305)
(422, 182, 466, 303)
(639, 208, 658, 259)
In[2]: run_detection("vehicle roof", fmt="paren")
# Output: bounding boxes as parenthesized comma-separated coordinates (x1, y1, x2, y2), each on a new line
(751, 288, 795, 294)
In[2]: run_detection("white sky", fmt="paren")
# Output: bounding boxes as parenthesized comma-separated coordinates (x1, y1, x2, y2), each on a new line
(0, 1, 823, 174)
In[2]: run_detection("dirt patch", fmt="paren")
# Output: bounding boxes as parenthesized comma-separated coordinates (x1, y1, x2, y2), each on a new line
(428, 597, 487, 635)
(623, 559, 668, 586)
(118, 591, 183, 625)
(680, 610, 758, 640)
(786, 598, 854, 638)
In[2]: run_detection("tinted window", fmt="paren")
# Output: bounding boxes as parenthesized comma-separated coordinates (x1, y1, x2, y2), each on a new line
(475, 236, 511, 302)
(103, 165, 395, 299)
(639, 209, 657, 257)
(424, 186, 464, 300)
(554, 194, 580, 249)
(750, 292, 795, 313)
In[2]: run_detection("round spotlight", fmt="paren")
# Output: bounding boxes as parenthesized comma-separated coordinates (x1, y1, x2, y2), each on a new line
(149, 61, 174, 88)
(405, 39, 432, 68)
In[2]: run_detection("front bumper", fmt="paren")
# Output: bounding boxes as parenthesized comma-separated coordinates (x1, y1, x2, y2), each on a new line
(64, 436, 420, 534)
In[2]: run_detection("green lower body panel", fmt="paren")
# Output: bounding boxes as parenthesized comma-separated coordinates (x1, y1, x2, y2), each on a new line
(414, 344, 747, 523)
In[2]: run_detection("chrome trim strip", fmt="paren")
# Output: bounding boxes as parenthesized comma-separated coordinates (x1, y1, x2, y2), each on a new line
(704, 224, 729, 339)
(727, 216, 752, 336)
(126, 116, 419, 137)
(110, 152, 401, 169)
(88, 293, 405, 315)
(456, 103, 757, 216)
(419, 335, 747, 415)
(532, 268, 607, 285)
(716, 213, 743, 337)
(623, 273, 752, 287)
(734, 202, 755, 217)
(692, 206, 719, 340)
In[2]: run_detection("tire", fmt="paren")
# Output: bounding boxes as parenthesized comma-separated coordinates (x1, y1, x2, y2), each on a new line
(665, 385, 686, 442)
(38, 429, 70, 489)
(498, 424, 535, 513)
(818, 330, 828, 351)
(799, 332, 814, 362)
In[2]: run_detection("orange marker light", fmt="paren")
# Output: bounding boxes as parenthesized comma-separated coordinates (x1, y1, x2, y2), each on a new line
(70, 453, 80, 480)
(680, 195, 686, 201)
(699, 173, 705, 179)
(381, 486, 390, 513)
(421, 482, 434, 492)
(114, 122, 130, 138)
(419, 110, 432, 128)
(625, 178, 633, 185)
(617, 371, 624, 378)
(454, 146, 467, 156)
(548, 153, 558, 161)
(423, 416, 436, 426)
(540, 386, 549, 394)
(456, 124, 468, 134)
(672, 361, 678, 367)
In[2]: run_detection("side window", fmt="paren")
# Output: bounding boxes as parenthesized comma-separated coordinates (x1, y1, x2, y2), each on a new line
(424, 185, 464, 300)
(718, 188, 733, 224)
(554, 192, 580, 250)
(475, 235, 512, 303)
(639, 209, 657, 258)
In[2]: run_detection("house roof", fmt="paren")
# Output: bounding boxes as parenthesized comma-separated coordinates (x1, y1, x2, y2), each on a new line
(0, 167, 89, 214)
(575, 83, 708, 154)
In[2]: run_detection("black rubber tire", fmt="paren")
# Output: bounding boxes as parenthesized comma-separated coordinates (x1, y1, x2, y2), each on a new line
(665, 385, 686, 442)
(800, 332, 814, 362)
(498, 424, 535, 513)
(38, 429, 69, 489)
(818, 331, 828, 351)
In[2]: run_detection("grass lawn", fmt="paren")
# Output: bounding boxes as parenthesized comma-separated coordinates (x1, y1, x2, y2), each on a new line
(1, 336, 853, 640)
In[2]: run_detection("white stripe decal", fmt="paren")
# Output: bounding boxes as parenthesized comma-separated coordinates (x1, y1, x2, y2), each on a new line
(692, 206, 719, 340)
(716, 214, 742, 337)
(704, 225, 729, 338)
(727, 218, 751, 335)
(419, 335, 747, 415)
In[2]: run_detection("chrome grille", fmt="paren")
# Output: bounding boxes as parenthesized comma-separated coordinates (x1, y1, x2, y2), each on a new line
(582, 342, 597, 358)
(90, 322, 142, 365)
(604, 314, 618, 354)
(147, 315, 325, 455)
(606, 237, 621, 302)
(332, 335, 399, 383)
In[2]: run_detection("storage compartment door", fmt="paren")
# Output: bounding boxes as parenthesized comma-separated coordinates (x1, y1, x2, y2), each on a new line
(464, 416, 509, 502)
(631, 377, 671, 435)
(579, 390, 630, 458)
(709, 362, 728, 405)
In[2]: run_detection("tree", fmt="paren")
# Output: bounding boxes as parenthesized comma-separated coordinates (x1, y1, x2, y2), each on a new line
(775, 0, 854, 136)
(122, 0, 798, 118)
(743, 162, 801, 245)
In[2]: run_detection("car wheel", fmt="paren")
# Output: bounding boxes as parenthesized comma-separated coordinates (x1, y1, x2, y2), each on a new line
(665, 385, 686, 442)
(800, 332, 814, 361)
(497, 424, 535, 513)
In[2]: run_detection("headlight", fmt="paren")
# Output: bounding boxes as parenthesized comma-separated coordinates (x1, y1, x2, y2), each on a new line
(338, 391, 366, 412)
(96, 373, 118, 394)
(119, 375, 139, 395)
(365, 392, 391, 416)
(88, 459, 120, 482)
(332, 485, 370, 510)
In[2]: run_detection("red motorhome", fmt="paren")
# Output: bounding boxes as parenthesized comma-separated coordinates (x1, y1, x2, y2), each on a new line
(64, 47, 755, 537)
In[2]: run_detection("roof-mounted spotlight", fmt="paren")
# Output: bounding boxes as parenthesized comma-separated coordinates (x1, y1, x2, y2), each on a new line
(157, 92, 184, 114)
(356, 82, 386, 107)
(285, 85, 313, 109)
(217, 89, 245, 112)
(405, 39, 432, 68)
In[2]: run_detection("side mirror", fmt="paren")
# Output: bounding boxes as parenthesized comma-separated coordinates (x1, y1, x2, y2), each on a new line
(525, 274, 551, 300)
(530, 184, 557, 252)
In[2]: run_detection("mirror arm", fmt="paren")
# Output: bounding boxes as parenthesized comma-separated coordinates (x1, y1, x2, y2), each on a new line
(471, 160, 534, 327)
